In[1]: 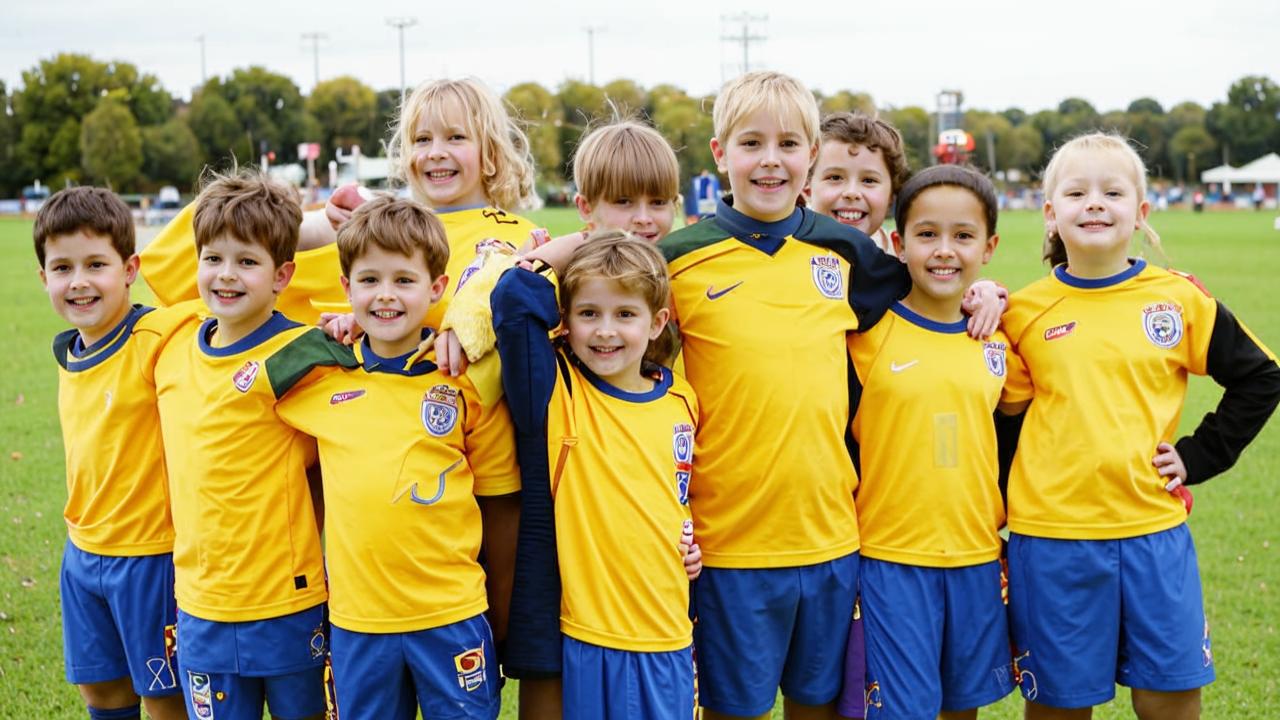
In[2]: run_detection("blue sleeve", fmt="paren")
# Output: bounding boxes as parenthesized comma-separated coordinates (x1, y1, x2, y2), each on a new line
(491, 267, 563, 677)
(848, 234, 910, 332)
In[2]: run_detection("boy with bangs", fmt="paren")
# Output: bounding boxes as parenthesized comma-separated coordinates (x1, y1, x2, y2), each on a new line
(659, 72, 1001, 719)
(35, 187, 191, 720)
(274, 195, 520, 720)
(153, 171, 357, 720)
(805, 112, 910, 254)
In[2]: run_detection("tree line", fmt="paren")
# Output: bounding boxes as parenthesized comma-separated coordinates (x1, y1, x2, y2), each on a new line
(1, 52, 1277, 197)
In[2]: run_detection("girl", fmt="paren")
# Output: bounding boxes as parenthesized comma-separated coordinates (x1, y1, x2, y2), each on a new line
(1000, 133, 1280, 720)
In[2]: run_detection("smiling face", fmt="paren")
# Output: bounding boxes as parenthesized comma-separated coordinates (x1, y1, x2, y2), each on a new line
(893, 185, 998, 323)
(40, 230, 138, 347)
(196, 234, 295, 346)
(410, 104, 488, 209)
(577, 193, 676, 243)
(710, 108, 817, 223)
(1044, 148, 1149, 277)
(564, 277, 669, 392)
(341, 244, 448, 358)
(807, 140, 893, 236)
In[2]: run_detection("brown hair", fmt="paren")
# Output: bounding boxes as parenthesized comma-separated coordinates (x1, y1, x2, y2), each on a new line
(33, 187, 135, 266)
(572, 120, 680, 205)
(559, 230, 678, 366)
(894, 165, 999, 238)
(818, 112, 910, 193)
(336, 194, 449, 278)
(193, 169, 302, 267)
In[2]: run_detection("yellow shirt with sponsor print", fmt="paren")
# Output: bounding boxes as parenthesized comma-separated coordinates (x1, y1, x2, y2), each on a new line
(275, 338, 520, 634)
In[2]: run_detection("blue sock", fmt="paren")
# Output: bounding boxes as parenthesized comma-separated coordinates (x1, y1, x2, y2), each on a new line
(87, 704, 141, 720)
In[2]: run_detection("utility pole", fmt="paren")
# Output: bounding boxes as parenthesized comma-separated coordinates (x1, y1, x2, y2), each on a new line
(196, 34, 207, 85)
(301, 32, 327, 88)
(721, 13, 767, 76)
(583, 25, 606, 85)
(386, 17, 418, 101)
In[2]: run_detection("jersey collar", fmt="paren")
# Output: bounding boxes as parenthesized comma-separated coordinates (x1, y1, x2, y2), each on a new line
(1054, 258, 1146, 289)
(57, 304, 152, 371)
(573, 354, 674, 403)
(434, 203, 488, 215)
(715, 195, 803, 256)
(356, 329, 438, 376)
(198, 312, 301, 357)
(891, 302, 968, 334)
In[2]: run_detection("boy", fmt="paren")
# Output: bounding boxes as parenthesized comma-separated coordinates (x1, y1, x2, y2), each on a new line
(36, 187, 190, 720)
(153, 171, 355, 720)
(804, 112, 910, 254)
(274, 195, 520, 720)
(658, 71, 911, 719)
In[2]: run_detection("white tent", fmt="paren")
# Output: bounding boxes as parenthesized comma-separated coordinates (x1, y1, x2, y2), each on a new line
(1201, 153, 1280, 199)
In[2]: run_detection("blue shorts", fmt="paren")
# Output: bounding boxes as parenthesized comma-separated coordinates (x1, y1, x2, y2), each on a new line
(176, 605, 328, 720)
(693, 552, 858, 716)
(60, 541, 180, 697)
(328, 614, 500, 720)
(1008, 524, 1215, 709)
(562, 636, 694, 720)
(861, 558, 1013, 718)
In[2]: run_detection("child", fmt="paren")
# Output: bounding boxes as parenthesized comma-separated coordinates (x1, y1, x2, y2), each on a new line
(36, 187, 190, 720)
(659, 72, 1003, 720)
(153, 170, 355, 720)
(490, 231, 699, 720)
(841, 165, 1015, 720)
(805, 112, 909, 254)
(140, 77, 539, 328)
(273, 196, 520, 720)
(1000, 133, 1280, 719)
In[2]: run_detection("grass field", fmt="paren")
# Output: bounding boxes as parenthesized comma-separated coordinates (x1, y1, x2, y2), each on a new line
(1, 207, 1277, 718)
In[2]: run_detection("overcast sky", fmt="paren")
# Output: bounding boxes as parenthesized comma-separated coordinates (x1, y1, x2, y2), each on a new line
(5, 0, 1278, 114)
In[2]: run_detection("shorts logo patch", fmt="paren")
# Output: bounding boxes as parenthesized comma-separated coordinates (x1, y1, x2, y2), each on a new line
(1043, 321, 1077, 341)
(1012, 650, 1038, 701)
(310, 624, 327, 659)
(1143, 302, 1184, 349)
(146, 655, 176, 691)
(810, 255, 844, 299)
(233, 361, 260, 392)
(673, 423, 694, 505)
(422, 384, 460, 437)
(189, 672, 215, 719)
(865, 681, 883, 710)
(329, 389, 366, 405)
(983, 341, 1007, 377)
(454, 644, 487, 692)
(1202, 618, 1213, 667)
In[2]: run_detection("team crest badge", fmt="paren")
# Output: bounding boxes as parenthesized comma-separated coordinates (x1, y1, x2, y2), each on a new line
(422, 384, 460, 437)
(454, 644, 487, 691)
(233, 360, 260, 392)
(189, 672, 215, 719)
(309, 624, 327, 659)
(1142, 302, 1183, 349)
(673, 423, 694, 505)
(983, 341, 1007, 377)
(810, 255, 844, 299)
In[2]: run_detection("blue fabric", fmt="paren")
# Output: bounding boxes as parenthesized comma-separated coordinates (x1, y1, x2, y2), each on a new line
(329, 614, 500, 720)
(86, 705, 141, 719)
(179, 664, 326, 720)
(60, 541, 179, 697)
(1008, 525, 1215, 709)
(176, 605, 327, 676)
(693, 553, 859, 715)
(562, 636, 694, 720)
(861, 559, 1013, 718)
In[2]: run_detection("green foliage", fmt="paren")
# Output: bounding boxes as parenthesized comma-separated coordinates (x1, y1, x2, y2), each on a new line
(649, 88, 715, 188)
(307, 76, 378, 171)
(196, 67, 309, 165)
(79, 94, 142, 188)
(187, 90, 242, 169)
(817, 90, 876, 116)
(504, 83, 564, 184)
(1207, 75, 1280, 165)
(599, 79, 647, 117)
(881, 105, 931, 172)
(142, 117, 202, 190)
(0, 81, 20, 196)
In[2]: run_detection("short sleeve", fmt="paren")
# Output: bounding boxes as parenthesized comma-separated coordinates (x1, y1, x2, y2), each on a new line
(464, 388, 521, 497)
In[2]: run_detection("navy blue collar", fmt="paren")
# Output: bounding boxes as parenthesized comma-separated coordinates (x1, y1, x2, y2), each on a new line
(198, 312, 301, 357)
(358, 329, 438, 376)
(715, 196, 803, 255)
(573, 354, 673, 403)
(1054, 258, 1146, 289)
(60, 304, 152, 371)
(892, 302, 968, 334)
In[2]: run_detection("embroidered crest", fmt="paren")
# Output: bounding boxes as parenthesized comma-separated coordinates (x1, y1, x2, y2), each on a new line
(454, 644, 487, 691)
(233, 360, 260, 392)
(1043, 321, 1077, 341)
(422, 384, 460, 436)
(810, 256, 844, 299)
(1142, 302, 1183, 349)
(983, 341, 1007, 377)
(310, 624, 327, 659)
(673, 423, 694, 505)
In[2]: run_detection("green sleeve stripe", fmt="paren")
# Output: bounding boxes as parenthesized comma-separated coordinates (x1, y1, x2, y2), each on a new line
(266, 328, 360, 398)
(659, 219, 733, 263)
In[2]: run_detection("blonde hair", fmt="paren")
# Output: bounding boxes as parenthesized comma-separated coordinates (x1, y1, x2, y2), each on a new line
(573, 120, 679, 205)
(1041, 132, 1164, 267)
(559, 230, 679, 366)
(337, 195, 449, 278)
(712, 71, 820, 146)
(193, 169, 301, 267)
(387, 78, 536, 211)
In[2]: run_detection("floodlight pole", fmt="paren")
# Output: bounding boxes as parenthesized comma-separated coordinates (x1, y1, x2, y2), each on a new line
(721, 13, 767, 74)
(387, 17, 418, 101)
(301, 32, 327, 88)
(584, 25, 606, 85)
(196, 35, 207, 85)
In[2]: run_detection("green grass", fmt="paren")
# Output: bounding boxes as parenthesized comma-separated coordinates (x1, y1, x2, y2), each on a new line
(1, 208, 1277, 718)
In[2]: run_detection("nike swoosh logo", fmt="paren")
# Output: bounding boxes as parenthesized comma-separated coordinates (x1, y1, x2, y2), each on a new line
(706, 281, 743, 300)
(890, 360, 919, 373)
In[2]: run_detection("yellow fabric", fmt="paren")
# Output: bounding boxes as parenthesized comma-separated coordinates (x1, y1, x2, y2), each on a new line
(547, 357, 698, 652)
(276, 347, 519, 634)
(849, 308, 1012, 567)
(441, 249, 520, 362)
(666, 238, 861, 568)
(155, 316, 329, 621)
(1002, 263, 1218, 540)
(55, 302, 202, 556)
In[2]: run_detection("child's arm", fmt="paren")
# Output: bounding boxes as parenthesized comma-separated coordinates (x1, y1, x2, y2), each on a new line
(845, 229, 911, 332)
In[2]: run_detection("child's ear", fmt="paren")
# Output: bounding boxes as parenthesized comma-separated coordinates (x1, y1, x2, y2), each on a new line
(123, 254, 141, 286)
(429, 273, 449, 303)
(38, 267, 47, 288)
(891, 231, 906, 260)
(650, 306, 671, 339)
(983, 234, 1000, 264)
(340, 275, 352, 303)
(273, 261, 297, 295)
(710, 137, 726, 173)
(574, 194, 593, 224)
